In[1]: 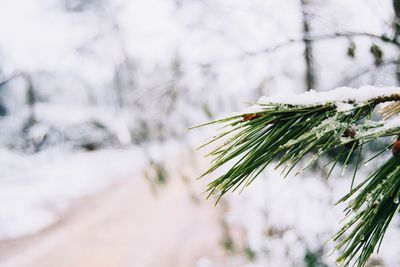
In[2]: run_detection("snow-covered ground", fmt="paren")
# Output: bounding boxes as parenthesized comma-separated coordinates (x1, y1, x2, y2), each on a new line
(0, 138, 192, 240)
(0, 147, 144, 239)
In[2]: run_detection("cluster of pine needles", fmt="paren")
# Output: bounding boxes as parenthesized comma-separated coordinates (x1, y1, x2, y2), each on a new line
(194, 96, 400, 267)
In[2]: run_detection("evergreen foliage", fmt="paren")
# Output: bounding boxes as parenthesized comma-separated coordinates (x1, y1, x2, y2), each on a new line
(195, 89, 400, 267)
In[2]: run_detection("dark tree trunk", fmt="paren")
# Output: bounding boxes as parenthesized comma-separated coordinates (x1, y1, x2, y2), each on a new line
(393, 0, 400, 84)
(301, 0, 315, 91)
(0, 75, 7, 116)
(394, 0, 400, 40)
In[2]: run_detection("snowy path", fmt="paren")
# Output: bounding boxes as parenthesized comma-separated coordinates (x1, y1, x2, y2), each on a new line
(0, 164, 225, 267)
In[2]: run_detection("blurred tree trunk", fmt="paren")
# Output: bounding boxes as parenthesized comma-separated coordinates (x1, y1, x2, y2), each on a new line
(394, 0, 400, 39)
(393, 0, 400, 84)
(301, 0, 315, 91)
(0, 74, 7, 116)
(25, 74, 36, 124)
(111, 17, 136, 110)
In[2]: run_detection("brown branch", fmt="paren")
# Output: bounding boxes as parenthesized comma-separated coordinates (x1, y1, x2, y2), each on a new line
(373, 94, 400, 103)
(330, 59, 400, 90)
(196, 32, 399, 66)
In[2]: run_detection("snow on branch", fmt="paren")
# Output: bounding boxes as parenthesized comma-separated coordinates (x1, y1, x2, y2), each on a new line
(257, 86, 400, 106)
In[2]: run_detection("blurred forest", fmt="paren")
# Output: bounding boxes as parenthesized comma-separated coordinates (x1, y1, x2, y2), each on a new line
(1, 0, 400, 267)
(1, 0, 399, 151)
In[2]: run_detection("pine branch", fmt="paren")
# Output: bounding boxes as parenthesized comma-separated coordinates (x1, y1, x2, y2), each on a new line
(195, 87, 400, 267)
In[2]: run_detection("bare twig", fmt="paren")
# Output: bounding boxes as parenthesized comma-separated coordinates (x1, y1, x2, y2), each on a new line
(331, 59, 400, 90)
(196, 31, 399, 67)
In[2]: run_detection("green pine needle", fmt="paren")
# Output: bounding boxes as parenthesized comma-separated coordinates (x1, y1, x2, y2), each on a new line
(334, 156, 400, 267)
(200, 101, 375, 198)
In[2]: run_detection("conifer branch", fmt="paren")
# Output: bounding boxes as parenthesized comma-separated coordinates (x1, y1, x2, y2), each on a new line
(195, 87, 400, 267)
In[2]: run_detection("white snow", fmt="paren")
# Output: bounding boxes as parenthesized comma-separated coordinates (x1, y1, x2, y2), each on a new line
(0, 147, 145, 239)
(0, 138, 188, 240)
(258, 86, 400, 106)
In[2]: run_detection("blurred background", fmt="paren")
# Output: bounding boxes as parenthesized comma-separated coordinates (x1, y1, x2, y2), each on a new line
(1, 0, 400, 266)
